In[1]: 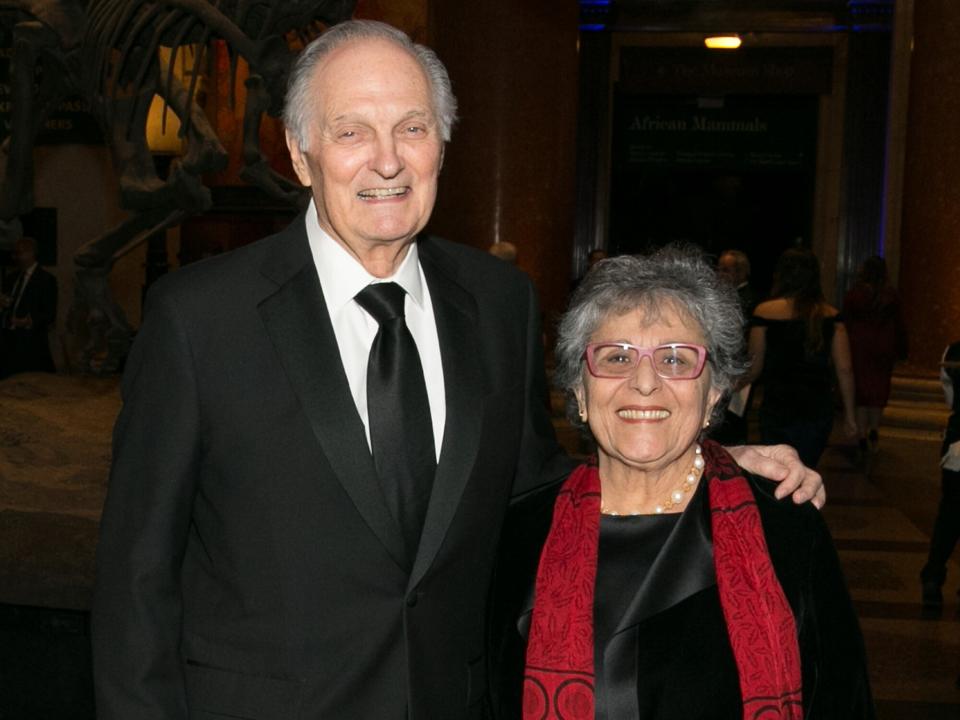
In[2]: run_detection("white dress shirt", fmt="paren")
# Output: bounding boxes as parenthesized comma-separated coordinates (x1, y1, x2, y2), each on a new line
(11, 262, 38, 315)
(306, 201, 446, 459)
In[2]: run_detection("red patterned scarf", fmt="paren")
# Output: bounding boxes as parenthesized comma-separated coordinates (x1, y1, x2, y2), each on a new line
(522, 439, 803, 719)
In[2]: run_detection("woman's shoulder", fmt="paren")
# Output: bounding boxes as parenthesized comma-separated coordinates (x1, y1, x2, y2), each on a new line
(753, 298, 793, 317)
(704, 445, 820, 536)
(741, 473, 828, 565)
(753, 298, 790, 317)
(745, 472, 815, 510)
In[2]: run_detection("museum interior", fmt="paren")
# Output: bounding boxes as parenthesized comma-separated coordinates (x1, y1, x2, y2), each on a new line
(0, 0, 959, 717)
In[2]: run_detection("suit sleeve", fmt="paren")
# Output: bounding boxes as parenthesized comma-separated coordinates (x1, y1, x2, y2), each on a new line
(803, 509, 877, 718)
(91, 286, 201, 720)
(510, 277, 574, 499)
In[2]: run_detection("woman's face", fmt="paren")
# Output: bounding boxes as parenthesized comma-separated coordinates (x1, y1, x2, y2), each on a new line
(577, 302, 722, 475)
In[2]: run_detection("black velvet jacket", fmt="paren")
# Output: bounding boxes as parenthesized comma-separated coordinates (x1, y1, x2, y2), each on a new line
(488, 471, 875, 719)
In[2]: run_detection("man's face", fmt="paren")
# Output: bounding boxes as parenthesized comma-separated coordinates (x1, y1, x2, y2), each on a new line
(717, 254, 742, 285)
(14, 242, 35, 271)
(287, 38, 444, 256)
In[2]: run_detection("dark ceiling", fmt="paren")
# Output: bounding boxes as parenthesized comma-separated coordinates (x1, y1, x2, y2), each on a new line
(582, 0, 896, 32)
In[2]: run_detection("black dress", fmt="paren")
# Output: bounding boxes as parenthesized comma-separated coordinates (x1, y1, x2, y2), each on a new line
(753, 315, 840, 467)
(489, 473, 875, 719)
(591, 497, 743, 719)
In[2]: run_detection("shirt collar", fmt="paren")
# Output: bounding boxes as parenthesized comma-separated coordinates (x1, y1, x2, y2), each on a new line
(306, 199, 424, 312)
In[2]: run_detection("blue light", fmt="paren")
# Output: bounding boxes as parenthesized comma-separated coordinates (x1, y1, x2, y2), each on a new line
(848, 1, 895, 16)
(580, 0, 612, 6)
(580, 23, 607, 32)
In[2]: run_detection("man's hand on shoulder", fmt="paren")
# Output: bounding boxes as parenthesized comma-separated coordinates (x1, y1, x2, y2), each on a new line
(725, 444, 825, 509)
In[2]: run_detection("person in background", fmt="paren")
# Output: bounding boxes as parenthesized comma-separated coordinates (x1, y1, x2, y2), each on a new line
(842, 256, 907, 455)
(0, 236, 57, 378)
(491, 247, 873, 720)
(712, 249, 757, 444)
(717, 249, 757, 319)
(488, 241, 518, 265)
(742, 248, 857, 467)
(571, 248, 609, 297)
(588, 248, 608, 269)
(920, 340, 960, 609)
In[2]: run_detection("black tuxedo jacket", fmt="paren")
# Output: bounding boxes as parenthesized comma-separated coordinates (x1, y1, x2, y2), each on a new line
(92, 214, 571, 720)
(1, 265, 57, 374)
(490, 474, 875, 719)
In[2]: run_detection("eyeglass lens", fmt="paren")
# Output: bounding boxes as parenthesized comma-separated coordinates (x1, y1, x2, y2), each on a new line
(590, 344, 703, 378)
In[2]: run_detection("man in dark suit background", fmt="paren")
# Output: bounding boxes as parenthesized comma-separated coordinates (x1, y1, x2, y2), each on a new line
(717, 249, 758, 319)
(92, 20, 823, 720)
(1, 236, 57, 377)
(713, 249, 757, 445)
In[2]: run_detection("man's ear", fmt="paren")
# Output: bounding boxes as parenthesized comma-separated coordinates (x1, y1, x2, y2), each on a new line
(285, 131, 312, 187)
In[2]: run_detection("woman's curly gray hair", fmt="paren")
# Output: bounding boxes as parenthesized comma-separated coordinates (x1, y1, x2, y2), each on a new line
(555, 244, 748, 426)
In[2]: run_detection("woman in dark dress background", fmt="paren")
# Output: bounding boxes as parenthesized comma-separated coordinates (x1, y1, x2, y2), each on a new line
(843, 256, 907, 454)
(743, 248, 856, 468)
(490, 247, 873, 720)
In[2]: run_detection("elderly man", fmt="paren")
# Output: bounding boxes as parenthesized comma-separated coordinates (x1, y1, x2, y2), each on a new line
(92, 20, 821, 720)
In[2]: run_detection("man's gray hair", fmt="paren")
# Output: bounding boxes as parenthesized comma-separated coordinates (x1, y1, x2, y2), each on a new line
(555, 244, 748, 426)
(283, 20, 458, 150)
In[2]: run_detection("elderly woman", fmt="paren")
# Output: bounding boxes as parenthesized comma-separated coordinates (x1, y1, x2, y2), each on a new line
(490, 247, 873, 720)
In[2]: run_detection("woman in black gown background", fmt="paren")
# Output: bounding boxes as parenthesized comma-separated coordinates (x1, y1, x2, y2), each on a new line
(743, 248, 857, 468)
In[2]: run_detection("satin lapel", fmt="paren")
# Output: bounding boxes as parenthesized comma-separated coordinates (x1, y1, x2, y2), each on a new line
(408, 243, 483, 589)
(611, 481, 715, 634)
(517, 584, 536, 641)
(601, 487, 714, 719)
(257, 224, 408, 571)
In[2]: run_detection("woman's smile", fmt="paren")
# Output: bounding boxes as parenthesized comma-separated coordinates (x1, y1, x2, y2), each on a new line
(616, 406, 671, 422)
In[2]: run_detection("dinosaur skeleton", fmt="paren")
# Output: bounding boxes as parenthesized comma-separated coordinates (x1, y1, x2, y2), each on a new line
(0, 0, 355, 372)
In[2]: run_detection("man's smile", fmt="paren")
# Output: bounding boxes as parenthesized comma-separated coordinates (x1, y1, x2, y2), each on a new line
(357, 186, 410, 199)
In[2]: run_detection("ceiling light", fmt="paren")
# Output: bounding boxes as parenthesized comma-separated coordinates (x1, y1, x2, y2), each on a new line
(704, 35, 741, 50)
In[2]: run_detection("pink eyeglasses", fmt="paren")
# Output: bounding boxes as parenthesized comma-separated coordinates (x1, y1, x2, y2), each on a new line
(584, 343, 709, 380)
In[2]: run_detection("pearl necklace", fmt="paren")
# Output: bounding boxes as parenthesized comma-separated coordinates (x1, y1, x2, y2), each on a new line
(601, 444, 704, 516)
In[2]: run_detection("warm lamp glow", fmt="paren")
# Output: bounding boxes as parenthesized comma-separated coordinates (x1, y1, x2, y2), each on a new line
(704, 35, 742, 50)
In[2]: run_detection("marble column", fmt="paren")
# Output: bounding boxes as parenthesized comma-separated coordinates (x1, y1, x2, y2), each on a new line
(897, 0, 960, 372)
(425, 0, 580, 328)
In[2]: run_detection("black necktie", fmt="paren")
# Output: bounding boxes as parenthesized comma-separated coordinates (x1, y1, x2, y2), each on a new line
(355, 282, 436, 559)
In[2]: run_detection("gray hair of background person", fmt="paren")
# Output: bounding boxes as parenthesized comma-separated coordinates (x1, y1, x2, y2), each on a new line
(283, 19, 459, 150)
(555, 245, 749, 426)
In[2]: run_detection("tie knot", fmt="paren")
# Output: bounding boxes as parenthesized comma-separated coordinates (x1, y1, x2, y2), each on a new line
(355, 282, 407, 324)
